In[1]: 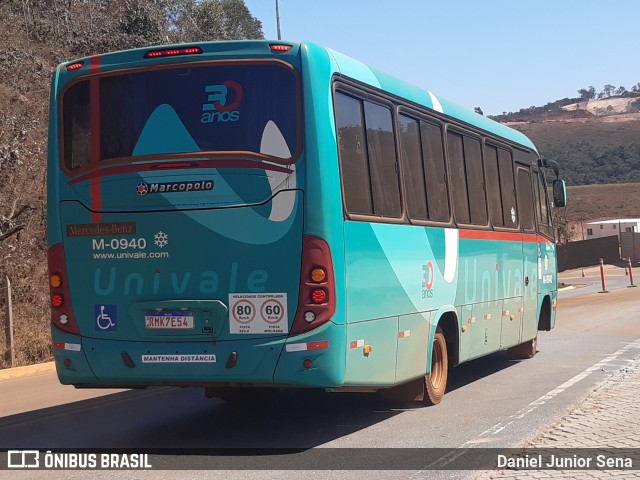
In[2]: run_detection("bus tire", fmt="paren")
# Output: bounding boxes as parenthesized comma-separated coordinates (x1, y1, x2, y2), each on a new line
(507, 337, 537, 359)
(424, 327, 448, 406)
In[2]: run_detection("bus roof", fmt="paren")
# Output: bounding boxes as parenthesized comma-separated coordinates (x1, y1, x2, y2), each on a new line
(313, 42, 537, 152)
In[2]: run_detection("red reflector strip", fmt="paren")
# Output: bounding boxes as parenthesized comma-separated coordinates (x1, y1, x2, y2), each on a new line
(350, 339, 365, 349)
(467, 317, 476, 324)
(144, 46, 203, 58)
(307, 340, 329, 351)
(53, 341, 81, 352)
(459, 229, 545, 244)
(398, 330, 411, 338)
(285, 340, 329, 352)
(502, 310, 510, 316)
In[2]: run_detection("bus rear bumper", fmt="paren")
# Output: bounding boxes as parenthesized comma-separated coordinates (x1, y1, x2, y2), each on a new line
(274, 322, 345, 386)
(52, 323, 346, 388)
(51, 328, 98, 385)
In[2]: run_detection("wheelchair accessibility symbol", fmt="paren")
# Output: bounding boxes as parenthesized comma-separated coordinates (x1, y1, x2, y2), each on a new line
(95, 304, 117, 331)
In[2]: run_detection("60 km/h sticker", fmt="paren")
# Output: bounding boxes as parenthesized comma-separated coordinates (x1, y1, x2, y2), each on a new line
(229, 293, 288, 334)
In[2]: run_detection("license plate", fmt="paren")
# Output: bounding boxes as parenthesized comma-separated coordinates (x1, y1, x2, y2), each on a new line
(145, 311, 194, 330)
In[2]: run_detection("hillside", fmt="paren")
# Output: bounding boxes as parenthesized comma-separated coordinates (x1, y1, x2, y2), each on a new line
(505, 109, 640, 240)
(565, 183, 640, 221)
(554, 183, 640, 242)
(490, 90, 640, 186)
(505, 114, 640, 186)
(506, 114, 640, 151)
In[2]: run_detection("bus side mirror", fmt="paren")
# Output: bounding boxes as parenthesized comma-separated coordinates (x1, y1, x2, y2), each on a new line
(552, 179, 566, 208)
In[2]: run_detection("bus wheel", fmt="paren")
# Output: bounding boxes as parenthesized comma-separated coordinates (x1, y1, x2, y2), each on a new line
(424, 327, 448, 406)
(508, 337, 537, 359)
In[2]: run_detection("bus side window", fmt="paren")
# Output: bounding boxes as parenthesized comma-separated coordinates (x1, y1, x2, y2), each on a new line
(334, 92, 374, 215)
(484, 144, 504, 227)
(421, 122, 449, 222)
(363, 101, 401, 217)
(398, 114, 428, 220)
(463, 136, 487, 226)
(447, 131, 487, 226)
(498, 149, 517, 228)
(447, 132, 470, 224)
(399, 116, 449, 222)
(516, 167, 535, 232)
(535, 170, 552, 237)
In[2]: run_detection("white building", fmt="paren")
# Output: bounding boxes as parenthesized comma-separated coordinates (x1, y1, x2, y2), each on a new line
(584, 219, 640, 240)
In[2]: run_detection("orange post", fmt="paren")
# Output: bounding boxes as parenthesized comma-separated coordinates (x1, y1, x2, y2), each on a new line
(598, 258, 609, 293)
(628, 258, 637, 288)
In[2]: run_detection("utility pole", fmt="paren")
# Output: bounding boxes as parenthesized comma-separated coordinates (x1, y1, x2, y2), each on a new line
(4, 276, 15, 367)
(275, 0, 282, 40)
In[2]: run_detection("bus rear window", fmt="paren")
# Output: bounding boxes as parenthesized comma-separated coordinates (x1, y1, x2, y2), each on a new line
(61, 62, 299, 171)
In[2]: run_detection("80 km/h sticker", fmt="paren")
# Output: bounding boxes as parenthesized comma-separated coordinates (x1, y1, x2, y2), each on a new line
(229, 293, 288, 334)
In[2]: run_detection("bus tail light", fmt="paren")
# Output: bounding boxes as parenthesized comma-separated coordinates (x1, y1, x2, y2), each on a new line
(290, 235, 336, 335)
(144, 46, 203, 58)
(49, 274, 62, 288)
(311, 289, 326, 304)
(270, 44, 292, 53)
(51, 294, 64, 308)
(66, 62, 84, 71)
(48, 243, 80, 335)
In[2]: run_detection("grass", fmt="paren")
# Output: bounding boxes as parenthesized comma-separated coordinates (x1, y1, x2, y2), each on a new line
(564, 183, 640, 223)
(510, 115, 640, 151)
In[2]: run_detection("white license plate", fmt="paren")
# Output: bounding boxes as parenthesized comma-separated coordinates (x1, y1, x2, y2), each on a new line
(145, 311, 194, 330)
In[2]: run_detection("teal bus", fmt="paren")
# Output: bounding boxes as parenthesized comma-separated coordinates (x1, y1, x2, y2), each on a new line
(47, 41, 566, 405)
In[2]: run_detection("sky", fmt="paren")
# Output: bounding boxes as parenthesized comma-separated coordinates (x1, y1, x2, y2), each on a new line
(243, 0, 640, 116)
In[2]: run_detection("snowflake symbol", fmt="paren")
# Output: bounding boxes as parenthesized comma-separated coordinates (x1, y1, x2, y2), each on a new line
(154, 231, 169, 248)
(137, 183, 148, 196)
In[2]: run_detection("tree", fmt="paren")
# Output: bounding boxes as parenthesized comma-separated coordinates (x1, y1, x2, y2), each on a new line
(552, 207, 572, 245)
(178, 0, 263, 42)
(578, 86, 597, 100)
(474, 107, 484, 115)
(7, 0, 263, 55)
(220, 0, 263, 39)
(616, 86, 627, 96)
(180, 0, 229, 41)
(118, 0, 164, 41)
(603, 84, 615, 97)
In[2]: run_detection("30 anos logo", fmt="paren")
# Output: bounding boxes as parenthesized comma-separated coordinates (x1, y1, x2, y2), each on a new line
(422, 261, 435, 299)
(201, 81, 243, 124)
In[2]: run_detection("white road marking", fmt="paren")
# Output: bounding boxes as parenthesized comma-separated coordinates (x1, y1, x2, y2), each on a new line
(414, 338, 640, 472)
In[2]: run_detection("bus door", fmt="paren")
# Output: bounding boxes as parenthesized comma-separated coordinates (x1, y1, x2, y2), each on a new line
(515, 165, 538, 343)
(533, 167, 556, 330)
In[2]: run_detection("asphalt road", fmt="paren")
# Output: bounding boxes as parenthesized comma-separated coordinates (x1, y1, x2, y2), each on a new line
(1, 277, 639, 480)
